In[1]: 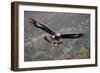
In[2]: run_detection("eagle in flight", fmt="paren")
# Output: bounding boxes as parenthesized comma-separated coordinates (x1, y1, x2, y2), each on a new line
(30, 18, 83, 46)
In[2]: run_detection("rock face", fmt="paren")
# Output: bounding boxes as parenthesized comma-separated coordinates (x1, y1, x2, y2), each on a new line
(24, 11, 90, 61)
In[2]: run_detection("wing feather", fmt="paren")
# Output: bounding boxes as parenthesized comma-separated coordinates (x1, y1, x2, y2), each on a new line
(31, 18, 56, 35)
(60, 34, 83, 39)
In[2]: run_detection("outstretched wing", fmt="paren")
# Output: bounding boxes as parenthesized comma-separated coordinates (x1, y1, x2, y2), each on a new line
(30, 18, 56, 35)
(60, 34, 83, 39)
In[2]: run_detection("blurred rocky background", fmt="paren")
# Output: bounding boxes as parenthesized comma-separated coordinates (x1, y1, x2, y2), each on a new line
(24, 11, 90, 61)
